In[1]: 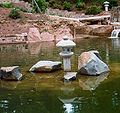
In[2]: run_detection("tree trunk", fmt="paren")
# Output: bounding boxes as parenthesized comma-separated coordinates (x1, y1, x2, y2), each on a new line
(119, 0, 120, 6)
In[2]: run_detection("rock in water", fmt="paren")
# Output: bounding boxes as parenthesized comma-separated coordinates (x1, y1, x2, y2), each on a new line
(0, 66, 23, 81)
(29, 61, 62, 72)
(78, 51, 110, 76)
(64, 72, 77, 81)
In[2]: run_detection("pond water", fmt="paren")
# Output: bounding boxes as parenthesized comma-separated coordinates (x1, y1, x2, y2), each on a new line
(0, 38, 120, 113)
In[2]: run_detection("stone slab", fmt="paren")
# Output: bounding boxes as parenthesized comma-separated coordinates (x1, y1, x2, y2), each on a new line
(64, 72, 77, 81)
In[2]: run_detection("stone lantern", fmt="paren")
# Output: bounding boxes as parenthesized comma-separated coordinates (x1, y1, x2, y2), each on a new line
(104, 1, 109, 11)
(56, 36, 76, 71)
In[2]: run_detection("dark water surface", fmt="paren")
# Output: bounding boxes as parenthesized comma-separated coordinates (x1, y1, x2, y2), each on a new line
(0, 38, 120, 113)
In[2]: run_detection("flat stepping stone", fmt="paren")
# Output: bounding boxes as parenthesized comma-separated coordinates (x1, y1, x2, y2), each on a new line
(64, 72, 77, 81)
(29, 61, 62, 72)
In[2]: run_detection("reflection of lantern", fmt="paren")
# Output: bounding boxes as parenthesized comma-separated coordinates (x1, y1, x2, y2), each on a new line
(104, 1, 109, 11)
(56, 36, 76, 71)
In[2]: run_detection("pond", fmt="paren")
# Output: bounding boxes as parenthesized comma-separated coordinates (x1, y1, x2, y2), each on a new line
(0, 38, 120, 113)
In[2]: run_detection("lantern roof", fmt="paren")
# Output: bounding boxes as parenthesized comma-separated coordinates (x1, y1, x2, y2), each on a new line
(56, 36, 76, 47)
(104, 1, 109, 4)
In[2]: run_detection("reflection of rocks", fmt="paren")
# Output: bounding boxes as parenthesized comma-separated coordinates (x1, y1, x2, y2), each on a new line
(29, 61, 62, 72)
(0, 66, 23, 81)
(27, 42, 55, 55)
(78, 51, 110, 75)
(0, 44, 28, 53)
(78, 73, 109, 91)
(1, 81, 20, 89)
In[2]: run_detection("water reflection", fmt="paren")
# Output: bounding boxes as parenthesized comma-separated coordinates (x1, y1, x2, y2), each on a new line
(78, 73, 109, 91)
(1, 81, 20, 89)
(0, 100, 9, 109)
(105, 38, 120, 62)
(0, 42, 55, 55)
(0, 38, 120, 113)
(63, 103, 74, 113)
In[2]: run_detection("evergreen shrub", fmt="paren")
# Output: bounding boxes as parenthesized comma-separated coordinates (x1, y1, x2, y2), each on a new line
(9, 8, 21, 19)
(85, 5, 101, 15)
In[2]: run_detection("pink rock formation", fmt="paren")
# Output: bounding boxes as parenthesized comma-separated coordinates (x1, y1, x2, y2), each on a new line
(40, 32, 54, 41)
(27, 28, 41, 42)
(78, 52, 91, 69)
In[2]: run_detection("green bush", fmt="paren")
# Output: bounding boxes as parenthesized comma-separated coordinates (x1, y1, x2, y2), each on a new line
(85, 5, 101, 15)
(32, 0, 49, 14)
(63, 2, 72, 11)
(9, 8, 21, 19)
(49, 0, 56, 6)
(0, 2, 13, 8)
(76, 2, 85, 10)
(20, 8, 30, 12)
(0, 2, 3, 7)
(90, 0, 118, 8)
(3, 2, 13, 8)
(52, 3, 61, 9)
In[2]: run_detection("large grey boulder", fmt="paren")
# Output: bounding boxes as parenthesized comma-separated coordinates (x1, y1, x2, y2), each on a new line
(0, 66, 23, 81)
(29, 61, 62, 72)
(78, 51, 110, 76)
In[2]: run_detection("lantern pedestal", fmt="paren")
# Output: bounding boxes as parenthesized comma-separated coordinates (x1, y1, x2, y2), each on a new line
(60, 52, 74, 71)
(63, 58, 71, 71)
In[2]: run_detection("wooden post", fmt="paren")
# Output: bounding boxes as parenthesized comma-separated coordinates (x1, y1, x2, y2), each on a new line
(33, 0, 42, 14)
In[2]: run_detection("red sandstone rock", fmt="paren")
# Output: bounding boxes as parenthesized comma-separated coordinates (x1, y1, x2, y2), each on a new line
(89, 25, 113, 36)
(78, 52, 91, 69)
(27, 28, 41, 42)
(41, 32, 54, 41)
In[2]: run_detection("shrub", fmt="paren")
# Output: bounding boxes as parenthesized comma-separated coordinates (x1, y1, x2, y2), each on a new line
(0, 2, 13, 8)
(53, 3, 61, 9)
(0, 2, 3, 7)
(76, 2, 85, 10)
(20, 8, 30, 12)
(49, 0, 56, 7)
(3, 2, 13, 8)
(9, 8, 21, 19)
(32, 0, 49, 14)
(106, 0, 118, 8)
(63, 2, 72, 11)
(85, 5, 101, 15)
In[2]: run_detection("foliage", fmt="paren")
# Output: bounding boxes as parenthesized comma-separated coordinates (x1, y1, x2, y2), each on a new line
(52, 3, 61, 9)
(63, 2, 72, 11)
(85, 5, 101, 15)
(20, 8, 30, 12)
(9, 8, 21, 19)
(32, 0, 49, 14)
(49, 0, 56, 6)
(15, 6, 30, 13)
(0, 2, 13, 8)
(0, 2, 3, 7)
(93, 0, 118, 8)
(49, 13, 56, 15)
(76, 2, 85, 10)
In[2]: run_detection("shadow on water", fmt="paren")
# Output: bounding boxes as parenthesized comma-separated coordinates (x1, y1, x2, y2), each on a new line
(0, 38, 120, 112)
